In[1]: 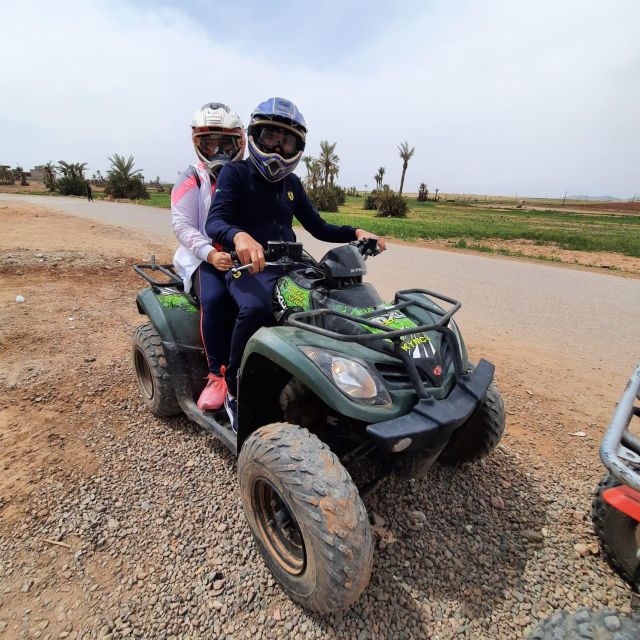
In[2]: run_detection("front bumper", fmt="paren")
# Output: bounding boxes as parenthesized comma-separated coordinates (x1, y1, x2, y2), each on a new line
(366, 358, 494, 453)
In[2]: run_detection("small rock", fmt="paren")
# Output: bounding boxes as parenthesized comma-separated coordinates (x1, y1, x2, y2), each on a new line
(572, 510, 586, 521)
(490, 496, 505, 510)
(107, 518, 119, 531)
(522, 529, 544, 543)
(371, 512, 385, 527)
(83, 356, 96, 363)
(21, 580, 34, 592)
(216, 523, 227, 533)
(185, 460, 195, 469)
(411, 510, 427, 524)
(574, 542, 599, 557)
(272, 609, 282, 621)
(570, 431, 587, 437)
(16, 295, 25, 303)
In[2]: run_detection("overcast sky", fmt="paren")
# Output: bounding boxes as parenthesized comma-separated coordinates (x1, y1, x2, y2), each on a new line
(2, 0, 639, 197)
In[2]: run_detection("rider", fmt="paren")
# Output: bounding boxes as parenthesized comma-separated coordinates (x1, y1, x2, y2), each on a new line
(206, 97, 386, 431)
(171, 102, 245, 411)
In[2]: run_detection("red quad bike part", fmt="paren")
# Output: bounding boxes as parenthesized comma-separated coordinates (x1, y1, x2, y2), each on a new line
(602, 485, 640, 522)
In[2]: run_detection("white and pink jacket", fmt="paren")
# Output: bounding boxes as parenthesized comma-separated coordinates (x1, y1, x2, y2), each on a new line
(171, 162, 219, 293)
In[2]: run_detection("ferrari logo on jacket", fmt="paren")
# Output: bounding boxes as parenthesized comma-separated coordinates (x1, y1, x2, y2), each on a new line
(287, 191, 294, 201)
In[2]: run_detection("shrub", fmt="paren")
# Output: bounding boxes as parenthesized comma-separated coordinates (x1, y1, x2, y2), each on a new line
(363, 192, 378, 210)
(57, 175, 86, 196)
(105, 175, 148, 200)
(55, 161, 88, 196)
(307, 185, 342, 212)
(374, 187, 408, 218)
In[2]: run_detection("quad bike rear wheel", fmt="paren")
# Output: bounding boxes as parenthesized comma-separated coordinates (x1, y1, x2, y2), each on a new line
(238, 423, 373, 613)
(438, 380, 505, 465)
(527, 607, 640, 639)
(133, 323, 181, 418)
(592, 473, 640, 591)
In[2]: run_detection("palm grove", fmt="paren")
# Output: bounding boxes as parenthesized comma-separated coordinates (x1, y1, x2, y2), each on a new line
(35, 154, 150, 200)
(11, 139, 436, 215)
(303, 139, 434, 217)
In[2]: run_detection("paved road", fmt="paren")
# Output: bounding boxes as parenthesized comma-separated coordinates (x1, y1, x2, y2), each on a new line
(3, 194, 639, 378)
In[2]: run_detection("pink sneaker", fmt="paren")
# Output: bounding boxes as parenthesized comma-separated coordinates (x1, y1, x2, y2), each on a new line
(197, 366, 227, 411)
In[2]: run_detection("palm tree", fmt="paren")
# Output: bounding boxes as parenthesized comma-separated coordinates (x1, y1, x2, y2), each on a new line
(107, 154, 143, 181)
(377, 166, 385, 190)
(105, 154, 147, 199)
(57, 161, 87, 179)
(397, 141, 415, 196)
(43, 162, 57, 191)
(319, 140, 339, 188)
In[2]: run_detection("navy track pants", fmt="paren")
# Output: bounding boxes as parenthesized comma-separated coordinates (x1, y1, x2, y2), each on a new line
(194, 262, 237, 377)
(224, 267, 284, 396)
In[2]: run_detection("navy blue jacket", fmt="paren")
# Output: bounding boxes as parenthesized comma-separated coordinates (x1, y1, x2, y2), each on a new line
(205, 159, 357, 250)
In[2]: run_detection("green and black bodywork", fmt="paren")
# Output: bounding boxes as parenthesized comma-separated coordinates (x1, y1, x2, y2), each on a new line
(132, 240, 505, 612)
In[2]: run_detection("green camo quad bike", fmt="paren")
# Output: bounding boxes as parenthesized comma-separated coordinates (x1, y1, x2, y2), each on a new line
(132, 239, 505, 613)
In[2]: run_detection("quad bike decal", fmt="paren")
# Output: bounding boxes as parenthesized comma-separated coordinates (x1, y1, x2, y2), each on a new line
(157, 292, 198, 313)
(275, 277, 311, 311)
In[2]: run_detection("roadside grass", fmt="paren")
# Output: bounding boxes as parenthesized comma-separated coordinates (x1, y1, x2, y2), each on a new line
(318, 196, 640, 257)
(19, 189, 639, 258)
(79, 191, 640, 257)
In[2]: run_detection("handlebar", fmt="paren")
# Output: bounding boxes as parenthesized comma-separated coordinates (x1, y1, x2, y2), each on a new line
(229, 238, 381, 277)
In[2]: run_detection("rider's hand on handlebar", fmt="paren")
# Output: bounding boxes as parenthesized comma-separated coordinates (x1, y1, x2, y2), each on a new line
(355, 228, 387, 251)
(207, 250, 233, 272)
(233, 232, 266, 273)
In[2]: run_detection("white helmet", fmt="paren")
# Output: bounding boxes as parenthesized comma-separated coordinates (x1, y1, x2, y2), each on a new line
(191, 103, 245, 175)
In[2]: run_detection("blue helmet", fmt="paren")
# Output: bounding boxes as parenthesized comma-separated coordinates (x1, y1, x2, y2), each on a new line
(247, 97, 307, 182)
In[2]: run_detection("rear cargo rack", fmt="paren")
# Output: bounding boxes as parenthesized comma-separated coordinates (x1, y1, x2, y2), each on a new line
(287, 288, 465, 399)
(600, 363, 640, 492)
(134, 255, 184, 289)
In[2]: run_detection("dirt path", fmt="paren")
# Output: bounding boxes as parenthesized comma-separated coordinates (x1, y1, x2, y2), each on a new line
(0, 201, 636, 638)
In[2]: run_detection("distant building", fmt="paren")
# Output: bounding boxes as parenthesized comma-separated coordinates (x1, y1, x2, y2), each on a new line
(30, 165, 47, 182)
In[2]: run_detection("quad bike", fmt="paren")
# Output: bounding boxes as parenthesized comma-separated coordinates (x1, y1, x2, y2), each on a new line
(592, 362, 640, 591)
(132, 239, 505, 613)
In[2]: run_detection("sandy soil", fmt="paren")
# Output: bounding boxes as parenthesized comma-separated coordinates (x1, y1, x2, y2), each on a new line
(409, 237, 640, 276)
(0, 201, 635, 637)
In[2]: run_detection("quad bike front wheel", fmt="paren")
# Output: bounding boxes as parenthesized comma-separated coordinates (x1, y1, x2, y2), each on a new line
(592, 474, 640, 590)
(438, 380, 505, 466)
(238, 423, 373, 613)
(132, 323, 181, 418)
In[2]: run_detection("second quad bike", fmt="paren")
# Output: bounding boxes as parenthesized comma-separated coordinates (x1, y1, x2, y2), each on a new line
(132, 239, 505, 612)
(592, 362, 640, 591)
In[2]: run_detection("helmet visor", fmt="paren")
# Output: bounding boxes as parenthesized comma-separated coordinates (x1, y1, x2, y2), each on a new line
(256, 125, 301, 159)
(194, 133, 241, 162)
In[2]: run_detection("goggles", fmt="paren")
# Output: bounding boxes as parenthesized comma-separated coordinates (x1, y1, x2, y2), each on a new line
(256, 126, 301, 158)
(195, 133, 241, 161)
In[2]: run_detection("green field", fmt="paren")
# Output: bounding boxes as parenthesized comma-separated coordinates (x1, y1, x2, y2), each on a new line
(30, 189, 640, 258)
(320, 196, 640, 257)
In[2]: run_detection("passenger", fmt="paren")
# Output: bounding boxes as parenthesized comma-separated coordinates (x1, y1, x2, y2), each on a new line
(171, 103, 245, 411)
(206, 97, 386, 432)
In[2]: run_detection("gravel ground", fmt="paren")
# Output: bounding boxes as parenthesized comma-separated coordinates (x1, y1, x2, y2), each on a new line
(0, 207, 635, 639)
(0, 357, 633, 639)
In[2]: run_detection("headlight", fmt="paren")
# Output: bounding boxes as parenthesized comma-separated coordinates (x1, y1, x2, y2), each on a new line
(299, 347, 392, 407)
